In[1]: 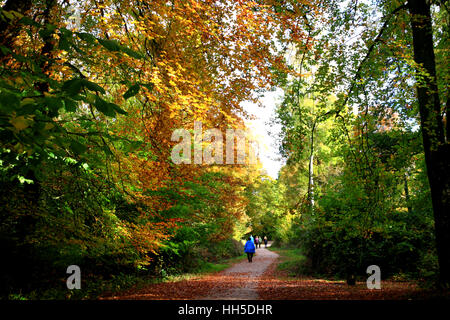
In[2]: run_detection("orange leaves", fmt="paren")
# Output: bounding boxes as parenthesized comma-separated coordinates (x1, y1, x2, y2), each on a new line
(71, 0, 319, 255)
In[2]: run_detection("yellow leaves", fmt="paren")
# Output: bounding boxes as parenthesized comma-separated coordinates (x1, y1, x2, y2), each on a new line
(86, 93, 96, 104)
(169, 110, 178, 118)
(1, 9, 24, 21)
(13, 142, 26, 154)
(20, 98, 35, 107)
(178, 95, 192, 107)
(9, 114, 34, 132)
(15, 77, 25, 85)
(44, 123, 54, 130)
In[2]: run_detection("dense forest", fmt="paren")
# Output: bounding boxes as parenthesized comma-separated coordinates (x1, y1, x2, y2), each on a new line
(0, 0, 448, 299)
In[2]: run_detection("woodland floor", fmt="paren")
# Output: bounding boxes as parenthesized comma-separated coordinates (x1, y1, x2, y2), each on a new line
(101, 244, 442, 300)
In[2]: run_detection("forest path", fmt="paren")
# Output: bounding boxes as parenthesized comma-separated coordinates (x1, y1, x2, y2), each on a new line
(101, 243, 278, 300)
(200, 244, 278, 300)
(101, 242, 427, 300)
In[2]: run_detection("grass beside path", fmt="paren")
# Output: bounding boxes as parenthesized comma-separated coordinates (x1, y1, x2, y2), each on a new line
(268, 247, 308, 278)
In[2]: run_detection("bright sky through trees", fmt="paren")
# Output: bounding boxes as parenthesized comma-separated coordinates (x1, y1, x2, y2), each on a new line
(242, 89, 284, 179)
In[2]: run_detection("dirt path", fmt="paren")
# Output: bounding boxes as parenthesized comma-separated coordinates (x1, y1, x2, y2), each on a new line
(101, 244, 278, 300)
(201, 246, 278, 300)
(101, 244, 436, 300)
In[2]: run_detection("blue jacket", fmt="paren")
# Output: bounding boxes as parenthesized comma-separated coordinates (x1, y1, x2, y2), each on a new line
(244, 240, 256, 253)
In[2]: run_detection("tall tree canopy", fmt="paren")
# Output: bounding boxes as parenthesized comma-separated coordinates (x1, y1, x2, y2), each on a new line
(0, 0, 448, 298)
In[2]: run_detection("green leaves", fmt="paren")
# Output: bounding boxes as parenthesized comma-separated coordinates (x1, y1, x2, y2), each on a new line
(94, 96, 127, 117)
(18, 16, 40, 27)
(123, 84, 140, 100)
(64, 98, 77, 112)
(38, 23, 57, 40)
(76, 32, 97, 45)
(94, 96, 115, 117)
(61, 78, 129, 116)
(44, 96, 63, 116)
(111, 103, 128, 115)
(58, 28, 73, 51)
(97, 38, 143, 59)
(62, 78, 83, 96)
(97, 38, 122, 52)
(121, 46, 143, 59)
(62, 78, 106, 96)
(70, 139, 87, 155)
(81, 79, 105, 94)
(0, 91, 20, 112)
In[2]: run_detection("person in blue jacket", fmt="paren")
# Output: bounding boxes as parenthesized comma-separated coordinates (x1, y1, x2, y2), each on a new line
(244, 237, 256, 263)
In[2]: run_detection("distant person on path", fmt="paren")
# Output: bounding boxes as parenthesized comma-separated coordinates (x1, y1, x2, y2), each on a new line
(244, 237, 256, 262)
(256, 236, 261, 248)
(254, 236, 259, 249)
(264, 236, 268, 247)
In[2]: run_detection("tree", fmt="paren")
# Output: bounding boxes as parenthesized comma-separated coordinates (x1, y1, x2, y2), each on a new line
(280, 0, 449, 287)
(1, 0, 318, 297)
(407, 0, 450, 287)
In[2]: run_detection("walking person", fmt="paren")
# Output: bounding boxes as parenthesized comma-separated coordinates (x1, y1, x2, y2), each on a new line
(244, 237, 256, 262)
(264, 236, 268, 248)
(254, 236, 259, 249)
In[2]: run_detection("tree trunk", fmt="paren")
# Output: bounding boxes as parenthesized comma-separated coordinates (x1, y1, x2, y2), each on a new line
(404, 172, 412, 214)
(408, 0, 450, 288)
(307, 121, 316, 214)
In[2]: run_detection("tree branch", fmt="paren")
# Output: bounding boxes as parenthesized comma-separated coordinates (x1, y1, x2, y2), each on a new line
(338, 3, 408, 113)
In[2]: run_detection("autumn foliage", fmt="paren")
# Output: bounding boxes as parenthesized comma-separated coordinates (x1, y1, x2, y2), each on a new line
(0, 0, 316, 298)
